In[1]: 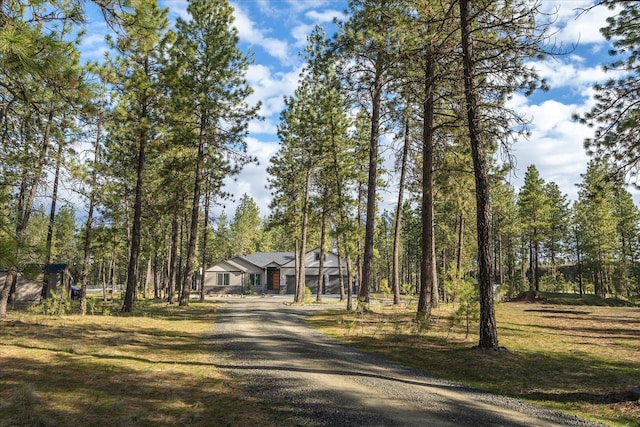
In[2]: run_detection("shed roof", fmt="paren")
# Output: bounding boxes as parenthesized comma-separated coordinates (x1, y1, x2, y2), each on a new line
(47, 264, 68, 273)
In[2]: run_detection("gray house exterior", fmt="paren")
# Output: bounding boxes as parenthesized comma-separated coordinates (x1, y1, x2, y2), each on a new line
(203, 249, 347, 295)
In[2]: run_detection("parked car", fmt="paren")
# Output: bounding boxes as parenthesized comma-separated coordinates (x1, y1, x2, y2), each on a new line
(69, 285, 81, 300)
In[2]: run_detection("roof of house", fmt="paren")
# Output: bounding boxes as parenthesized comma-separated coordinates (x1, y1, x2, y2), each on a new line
(238, 252, 294, 268)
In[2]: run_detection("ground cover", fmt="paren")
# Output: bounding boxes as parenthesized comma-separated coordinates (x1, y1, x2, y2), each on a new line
(307, 298, 640, 427)
(0, 300, 276, 427)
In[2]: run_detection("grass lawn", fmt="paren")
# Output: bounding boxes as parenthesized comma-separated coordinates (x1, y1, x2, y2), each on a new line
(306, 298, 640, 427)
(0, 299, 276, 427)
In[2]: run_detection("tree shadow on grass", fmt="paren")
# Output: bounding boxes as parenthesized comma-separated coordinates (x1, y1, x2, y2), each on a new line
(0, 355, 273, 427)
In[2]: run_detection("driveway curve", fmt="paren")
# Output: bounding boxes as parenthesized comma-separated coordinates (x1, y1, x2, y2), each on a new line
(210, 296, 603, 427)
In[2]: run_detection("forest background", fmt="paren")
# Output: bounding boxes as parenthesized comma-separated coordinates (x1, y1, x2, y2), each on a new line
(2, 0, 640, 325)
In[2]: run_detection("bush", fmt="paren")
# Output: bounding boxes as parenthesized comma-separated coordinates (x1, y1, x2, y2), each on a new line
(87, 298, 112, 316)
(539, 273, 571, 293)
(505, 276, 527, 299)
(30, 288, 71, 316)
(356, 296, 369, 313)
(401, 282, 416, 297)
(378, 278, 391, 296)
(451, 279, 479, 339)
(303, 286, 313, 303)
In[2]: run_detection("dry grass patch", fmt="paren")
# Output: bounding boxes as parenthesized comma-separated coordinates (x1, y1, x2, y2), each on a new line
(0, 300, 276, 427)
(307, 300, 640, 427)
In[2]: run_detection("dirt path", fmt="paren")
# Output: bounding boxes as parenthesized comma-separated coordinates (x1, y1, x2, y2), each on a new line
(210, 296, 603, 427)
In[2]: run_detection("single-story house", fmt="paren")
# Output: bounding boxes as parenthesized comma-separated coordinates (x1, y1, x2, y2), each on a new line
(203, 249, 348, 295)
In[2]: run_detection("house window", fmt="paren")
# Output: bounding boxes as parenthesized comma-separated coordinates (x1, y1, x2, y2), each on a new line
(217, 273, 229, 286)
(249, 273, 261, 287)
(314, 252, 320, 261)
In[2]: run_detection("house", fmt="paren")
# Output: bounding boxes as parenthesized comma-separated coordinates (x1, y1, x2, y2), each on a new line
(203, 249, 348, 295)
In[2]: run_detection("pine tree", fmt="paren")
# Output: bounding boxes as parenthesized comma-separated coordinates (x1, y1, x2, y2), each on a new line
(543, 182, 570, 288)
(103, 0, 169, 313)
(230, 194, 262, 256)
(0, 2, 90, 316)
(581, 2, 640, 182)
(335, 0, 402, 306)
(518, 165, 549, 291)
(458, 0, 551, 349)
(575, 160, 618, 297)
(492, 180, 521, 297)
(167, 0, 258, 306)
(611, 184, 640, 296)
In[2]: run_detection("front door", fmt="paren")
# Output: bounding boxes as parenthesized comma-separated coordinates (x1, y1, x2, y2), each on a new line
(267, 268, 280, 292)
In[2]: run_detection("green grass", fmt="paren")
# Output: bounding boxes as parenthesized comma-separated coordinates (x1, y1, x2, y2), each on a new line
(307, 299, 640, 427)
(543, 292, 638, 307)
(0, 299, 276, 427)
(3, 294, 638, 426)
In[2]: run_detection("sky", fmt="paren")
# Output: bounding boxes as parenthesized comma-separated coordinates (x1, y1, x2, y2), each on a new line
(80, 0, 627, 219)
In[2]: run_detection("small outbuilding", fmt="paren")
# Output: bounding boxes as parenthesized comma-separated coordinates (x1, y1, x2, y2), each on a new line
(0, 264, 74, 302)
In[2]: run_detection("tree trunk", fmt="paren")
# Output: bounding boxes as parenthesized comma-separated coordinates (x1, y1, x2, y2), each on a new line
(294, 239, 299, 296)
(122, 53, 151, 312)
(497, 231, 504, 286)
(168, 212, 178, 304)
(153, 254, 161, 299)
(180, 121, 207, 306)
(533, 242, 540, 292)
(200, 188, 210, 302)
(327, 118, 353, 307)
(576, 237, 583, 296)
(316, 210, 326, 302)
(528, 239, 534, 291)
(392, 111, 410, 305)
(41, 140, 63, 299)
(360, 58, 383, 306)
(346, 252, 354, 312)
(122, 124, 146, 312)
(80, 122, 101, 315)
(456, 212, 464, 277)
(418, 52, 437, 318)
(295, 169, 311, 303)
(460, 0, 499, 350)
(337, 243, 345, 301)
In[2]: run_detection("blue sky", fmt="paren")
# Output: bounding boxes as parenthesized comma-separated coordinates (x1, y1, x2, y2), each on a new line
(80, 0, 627, 218)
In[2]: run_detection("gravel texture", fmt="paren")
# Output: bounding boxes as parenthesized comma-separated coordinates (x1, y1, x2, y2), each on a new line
(210, 296, 607, 427)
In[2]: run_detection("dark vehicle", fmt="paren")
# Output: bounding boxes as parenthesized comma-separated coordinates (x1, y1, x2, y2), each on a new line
(70, 285, 81, 300)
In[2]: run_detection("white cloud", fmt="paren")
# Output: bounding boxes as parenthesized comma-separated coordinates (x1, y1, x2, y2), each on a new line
(219, 138, 280, 218)
(231, 2, 291, 63)
(164, 0, 189, 21)
(245, 64, 302, 128)
(541, 1, 614, 47)
(292, 23, 315, 47)
(79, 35, 109, 59)
(506, 1, 639, 202)
(81, 33, 106, 47)
(510, 96, 594, 202)
(305, 9, 343, 23)
(284, 0, 334, 14)
(290, 8, 343, 47)
(529, 58, 607, 91)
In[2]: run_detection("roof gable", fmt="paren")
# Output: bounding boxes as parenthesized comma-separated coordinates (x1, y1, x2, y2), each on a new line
(239, 252, 294, 268)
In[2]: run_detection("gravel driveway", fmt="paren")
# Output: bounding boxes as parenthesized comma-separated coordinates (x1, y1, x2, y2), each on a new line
(210, 296, 605, 427)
